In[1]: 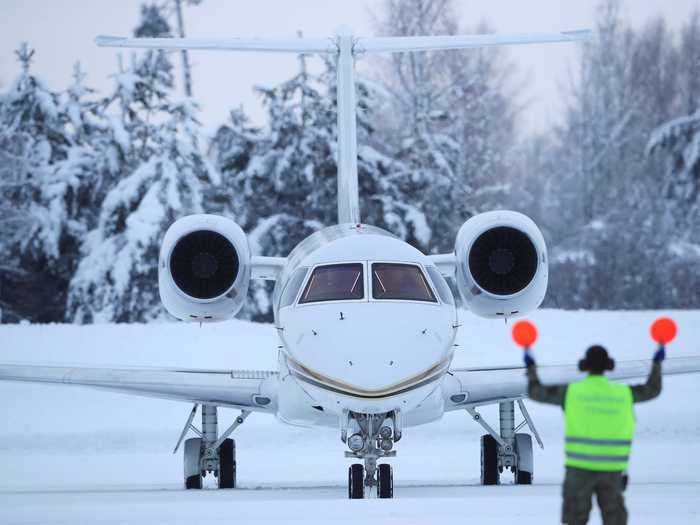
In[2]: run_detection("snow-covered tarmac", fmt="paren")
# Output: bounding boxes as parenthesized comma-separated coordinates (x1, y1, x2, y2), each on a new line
(1, 310, 699, 524)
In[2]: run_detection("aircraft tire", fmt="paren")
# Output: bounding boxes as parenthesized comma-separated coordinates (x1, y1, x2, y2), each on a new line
(481, 434, 499, 485)
(185, 474, 203, 489)
(378, 463, 393, 499)
(514, 433, 533, 485)
(348, 463, 364, 499)
(184, 437, 203, 490)
(218, 438, 236, 489)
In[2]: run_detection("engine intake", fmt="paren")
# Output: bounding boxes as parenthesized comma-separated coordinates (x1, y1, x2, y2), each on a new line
(468, 226, 538, 296)
(455, 211, 547, 318)
(159, 214, 251, 321)
(170, 230, 240, 300)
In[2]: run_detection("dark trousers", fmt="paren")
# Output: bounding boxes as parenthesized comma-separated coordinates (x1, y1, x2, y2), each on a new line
(562, 467, 627, 525)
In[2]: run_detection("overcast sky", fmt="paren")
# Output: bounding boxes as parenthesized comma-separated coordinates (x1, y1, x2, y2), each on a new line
(1, 0, 697, 137)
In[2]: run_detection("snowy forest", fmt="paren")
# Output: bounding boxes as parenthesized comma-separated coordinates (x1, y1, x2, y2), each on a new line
(0, 0, 698, 324)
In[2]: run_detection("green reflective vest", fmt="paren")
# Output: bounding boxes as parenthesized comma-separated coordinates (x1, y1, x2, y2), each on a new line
(564, 375, 635, 471)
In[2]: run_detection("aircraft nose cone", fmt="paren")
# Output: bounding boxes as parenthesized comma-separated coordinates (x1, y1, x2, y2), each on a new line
(287, 303, 451, 392)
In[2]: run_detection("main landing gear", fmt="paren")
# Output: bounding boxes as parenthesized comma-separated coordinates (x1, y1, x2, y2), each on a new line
(467, 399, 543, 485)
(173, 403, 250, 489)
(343, 410, 400, 499)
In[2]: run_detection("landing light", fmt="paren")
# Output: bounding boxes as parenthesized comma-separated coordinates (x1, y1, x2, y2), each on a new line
(348, 433, 365, 452)
(379, 426, 392, 439)
(380, 438, 393, 451)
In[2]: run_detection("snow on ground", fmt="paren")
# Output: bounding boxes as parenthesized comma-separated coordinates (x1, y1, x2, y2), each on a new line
(0, 310, 699, 524)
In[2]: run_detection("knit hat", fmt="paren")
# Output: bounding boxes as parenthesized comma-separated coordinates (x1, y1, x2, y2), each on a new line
(579, 345, 615, 373)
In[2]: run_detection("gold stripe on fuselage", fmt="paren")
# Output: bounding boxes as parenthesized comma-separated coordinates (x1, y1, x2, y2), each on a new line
(286, 356, 449, 399)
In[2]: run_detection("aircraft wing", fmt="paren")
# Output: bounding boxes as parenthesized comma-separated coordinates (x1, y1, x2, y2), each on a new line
(444, 356, 700, 409)
(0, 364, 278, 412)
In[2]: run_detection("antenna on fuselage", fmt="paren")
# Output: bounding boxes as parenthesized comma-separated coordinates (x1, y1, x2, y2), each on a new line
(96, 28, 591, 226)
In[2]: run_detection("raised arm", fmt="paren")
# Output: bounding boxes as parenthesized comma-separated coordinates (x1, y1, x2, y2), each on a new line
(631, 347, 664, 403)
(526, 359, 568, 407)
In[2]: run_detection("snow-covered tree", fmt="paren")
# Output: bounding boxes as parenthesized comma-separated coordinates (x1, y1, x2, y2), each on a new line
(531, 0, 699, 309)
(644, 12, 700, 307)
(135, 1, 202, 97)
(647, 11, 700, 219)
(0, 45, 96, 322)
(370, 0, 516, 252)
(66, 23, 209, 322)
(647, 112, 700, 216)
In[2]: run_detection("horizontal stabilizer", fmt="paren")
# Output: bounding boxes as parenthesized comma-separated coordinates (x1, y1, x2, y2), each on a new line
(95, 35, 335, 54)
(356, 30, 593, 54)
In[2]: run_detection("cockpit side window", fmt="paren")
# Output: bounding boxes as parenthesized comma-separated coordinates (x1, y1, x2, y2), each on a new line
(298, 263, 364, 304)
(371, 263, 437, 302)
(280, 267, 308, 308)
(427, 266, 454, 305)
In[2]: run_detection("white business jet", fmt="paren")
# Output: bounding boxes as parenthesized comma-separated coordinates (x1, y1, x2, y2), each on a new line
(2, 27, 699, 499)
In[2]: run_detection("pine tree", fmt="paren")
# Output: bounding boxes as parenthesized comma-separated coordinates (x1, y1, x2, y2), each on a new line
(67, 23, 208, 323)
(644, 12, 700, 308)
(0, 44, 85, 322)
(535, 0, 696, 309)
(370, 0, 516, 253)
(647, 11, 700, 221)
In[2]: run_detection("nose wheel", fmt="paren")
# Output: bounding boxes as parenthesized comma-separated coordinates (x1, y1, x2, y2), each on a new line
(348, 462, 393, 499)
(343, 411, 399, 499)
(348, 464, 364, 499)
(377, 463, 393, 498)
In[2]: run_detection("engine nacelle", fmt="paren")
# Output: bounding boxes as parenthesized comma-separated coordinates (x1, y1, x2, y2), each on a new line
(158, 214, 251, 321)
(455, 210, 548, 318)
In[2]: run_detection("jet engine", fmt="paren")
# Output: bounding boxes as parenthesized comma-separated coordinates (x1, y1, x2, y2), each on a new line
(454, 210, 547, 318)
(158, 214, 251, 321)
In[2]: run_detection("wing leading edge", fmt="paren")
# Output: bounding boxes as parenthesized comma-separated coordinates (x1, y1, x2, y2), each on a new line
(0, 364, 278, 412)
(444, 356, 700, 408)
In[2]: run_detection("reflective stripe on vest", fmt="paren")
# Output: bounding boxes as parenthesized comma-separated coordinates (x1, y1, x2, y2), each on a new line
(564, 376, 635, 472)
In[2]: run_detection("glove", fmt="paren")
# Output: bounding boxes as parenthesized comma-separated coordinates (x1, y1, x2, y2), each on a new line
(653, 345, 665, 363)
(524, 349, 535, 367)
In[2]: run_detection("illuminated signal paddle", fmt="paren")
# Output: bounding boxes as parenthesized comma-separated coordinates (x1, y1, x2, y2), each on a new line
(512, 320, 538, 348)
(651, 317, 677, 345)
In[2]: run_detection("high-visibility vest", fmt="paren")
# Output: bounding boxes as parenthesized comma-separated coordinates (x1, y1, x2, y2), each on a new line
(564, 375, 635, 471)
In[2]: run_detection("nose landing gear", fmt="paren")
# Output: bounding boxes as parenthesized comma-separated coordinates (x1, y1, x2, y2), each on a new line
(343, 411, 399, 499)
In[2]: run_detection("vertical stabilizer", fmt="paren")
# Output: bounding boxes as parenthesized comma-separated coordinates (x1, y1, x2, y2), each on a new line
(335, 26, 361, 225)
(96, 28, 591, 228)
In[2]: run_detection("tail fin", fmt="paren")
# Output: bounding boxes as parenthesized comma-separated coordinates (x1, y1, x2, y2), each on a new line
(96, 28, 591, 226)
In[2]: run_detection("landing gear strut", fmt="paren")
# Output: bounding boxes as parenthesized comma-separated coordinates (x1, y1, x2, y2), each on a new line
(467, 399, 542, 485)
(344, 411, 399, 499)
(174, 403, 250, 489)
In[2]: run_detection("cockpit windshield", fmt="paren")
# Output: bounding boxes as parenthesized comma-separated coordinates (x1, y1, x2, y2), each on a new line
(372, 263, 437, 302)
(299, 263, 364, 304)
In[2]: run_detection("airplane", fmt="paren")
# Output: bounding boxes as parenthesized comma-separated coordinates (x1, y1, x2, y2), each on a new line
(2, 26, 700, 499)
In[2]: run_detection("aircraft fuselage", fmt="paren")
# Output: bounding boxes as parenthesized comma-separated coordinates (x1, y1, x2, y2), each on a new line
(271, 224, 458, 427)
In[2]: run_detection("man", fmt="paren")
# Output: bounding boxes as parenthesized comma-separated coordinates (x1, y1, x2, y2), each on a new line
(525, 344, 664, 525)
